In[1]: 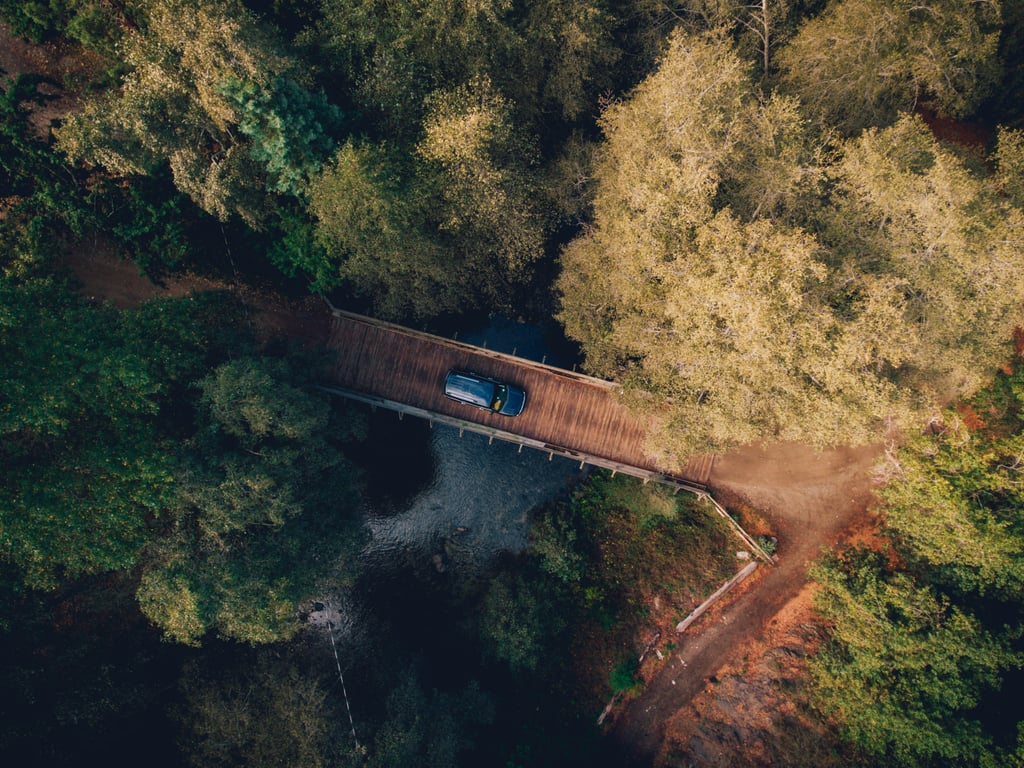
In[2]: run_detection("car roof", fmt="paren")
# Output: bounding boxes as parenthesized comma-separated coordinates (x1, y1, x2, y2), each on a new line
(445, 370, 495, 407)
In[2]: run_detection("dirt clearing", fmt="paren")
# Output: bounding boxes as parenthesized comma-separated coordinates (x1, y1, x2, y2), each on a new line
(65, 242, 333, 346)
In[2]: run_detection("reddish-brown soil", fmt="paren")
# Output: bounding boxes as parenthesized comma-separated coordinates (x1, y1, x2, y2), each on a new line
(65, 241, 333, 345)
(605, 443, 881, 766)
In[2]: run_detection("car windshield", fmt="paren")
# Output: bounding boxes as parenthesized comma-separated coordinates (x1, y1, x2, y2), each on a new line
(491, 384, 508, 411)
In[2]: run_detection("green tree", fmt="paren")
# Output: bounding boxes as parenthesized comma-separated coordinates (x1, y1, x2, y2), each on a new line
(995, 126, 1024, 206)
(811, 550, 1020, 767)
(366, 674, 494, 768)
(309, 0, 513, 130)
(0, 277, 224, 591)
(0, 74, 98, 274)
(137, 356, 366, 645)
(875, 401, 1024, 602)
(219, 76, 345, 197)
(1, 72, 194, 281)
(810, 363, 1024, 766)
(308, 0, 621, 133)
(176, 653, 350, 768)
(820, 114, 1024, 403)
(504, 0, 620, 121)
(55, 0, 341, 226)
(415, 76, 544, 293)
(528, 512, 585, 586)
(308, 77, 545, 321)
(1, 75, 62, 198)
(777, 0, 1003, 133)
(0, 0, 127, 55)
(479, 571, 549, 673)
(307, 140, 451, 317)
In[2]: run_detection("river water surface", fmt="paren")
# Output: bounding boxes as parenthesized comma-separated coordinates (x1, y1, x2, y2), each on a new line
(313, 318, 586, 630)
(362, 317, 584, 572)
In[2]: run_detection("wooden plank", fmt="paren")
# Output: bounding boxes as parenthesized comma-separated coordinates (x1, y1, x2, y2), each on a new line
(322, 310, 711, 487)
(675, 561, 759, 633)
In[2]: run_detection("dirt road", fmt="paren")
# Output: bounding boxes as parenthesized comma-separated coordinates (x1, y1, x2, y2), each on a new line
(66, 244, 333, 346)
(606, 442, 881, 765)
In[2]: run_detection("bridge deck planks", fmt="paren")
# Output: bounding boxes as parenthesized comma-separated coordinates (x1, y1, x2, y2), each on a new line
(323, 312, 710, 485)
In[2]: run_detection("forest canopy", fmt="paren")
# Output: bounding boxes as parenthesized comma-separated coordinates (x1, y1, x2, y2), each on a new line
(810, 360, 1024, 766)
(556, 28, 1024, 464)
(3, 0, 1022, 620)
(2, 0, 1024, 764)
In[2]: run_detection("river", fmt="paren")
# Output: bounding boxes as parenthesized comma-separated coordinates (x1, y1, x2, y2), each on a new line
(365, 316, 584, 565)
(312, 317, 586, 629)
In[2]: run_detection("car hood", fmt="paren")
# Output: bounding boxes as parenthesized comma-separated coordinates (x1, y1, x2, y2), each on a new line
(500, 386, 526, 416)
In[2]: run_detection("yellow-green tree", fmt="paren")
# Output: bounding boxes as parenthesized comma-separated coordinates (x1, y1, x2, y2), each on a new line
(55, 0, 341, 226)
(777, 0, 1003, 133)
(416, 76, 544, 288)
(137, 356, 365, 645)
(308, 77, 544, 321)
(308, 0, 620, 132)
(558, 31, 893, 461)
(821, 115, 1024, 403)
(557, 30, 1024, 464)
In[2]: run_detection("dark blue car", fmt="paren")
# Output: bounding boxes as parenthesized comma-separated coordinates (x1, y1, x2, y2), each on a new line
(444, 370, 527, 417)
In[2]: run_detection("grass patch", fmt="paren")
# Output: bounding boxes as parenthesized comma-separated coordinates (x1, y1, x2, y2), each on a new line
(609, 656, 641, 694)
(526, 471, 736, 706)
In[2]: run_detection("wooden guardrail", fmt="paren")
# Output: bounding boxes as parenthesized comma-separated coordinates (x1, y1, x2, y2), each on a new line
(327, 305, 620, 387)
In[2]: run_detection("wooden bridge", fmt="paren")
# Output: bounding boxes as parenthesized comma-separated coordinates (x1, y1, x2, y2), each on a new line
(322, 309, 715, 490)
